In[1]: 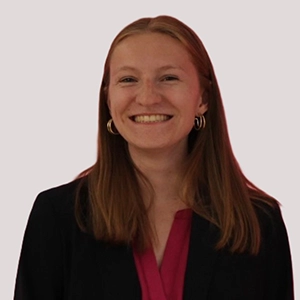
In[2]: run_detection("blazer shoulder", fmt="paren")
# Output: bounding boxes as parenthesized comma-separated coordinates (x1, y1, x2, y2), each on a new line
(254, 200, 285, 234)
(34, 177, 88, 216)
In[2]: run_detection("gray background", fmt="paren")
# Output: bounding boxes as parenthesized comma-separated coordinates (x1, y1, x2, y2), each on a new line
(1, 0, 299, 298)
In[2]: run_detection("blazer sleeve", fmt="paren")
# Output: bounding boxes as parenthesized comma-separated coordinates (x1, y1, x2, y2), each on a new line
(14, 192, 64, 300)
(264, 204, 294, 299)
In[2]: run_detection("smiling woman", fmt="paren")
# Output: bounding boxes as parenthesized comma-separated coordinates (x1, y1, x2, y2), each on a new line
(14, 15, 294, 300)
(108, 32, 207, 154)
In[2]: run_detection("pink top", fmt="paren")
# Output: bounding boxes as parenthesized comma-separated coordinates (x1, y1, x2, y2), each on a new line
(133, 209, 192, 300)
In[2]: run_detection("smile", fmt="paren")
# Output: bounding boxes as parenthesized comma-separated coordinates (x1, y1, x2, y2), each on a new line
(132, 115, 172, 123)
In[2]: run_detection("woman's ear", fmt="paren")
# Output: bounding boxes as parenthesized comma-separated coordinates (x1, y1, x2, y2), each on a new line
(198, 101, 208, 115)
(197, 92, 208, 115)
(107, 98, 111, 112)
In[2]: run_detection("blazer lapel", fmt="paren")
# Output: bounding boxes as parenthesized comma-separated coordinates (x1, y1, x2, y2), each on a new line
(96, 243, 141, 299)
(183, 213, 220, 300)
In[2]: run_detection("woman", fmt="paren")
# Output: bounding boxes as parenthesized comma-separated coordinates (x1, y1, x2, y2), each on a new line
(14, 15, 294, 299)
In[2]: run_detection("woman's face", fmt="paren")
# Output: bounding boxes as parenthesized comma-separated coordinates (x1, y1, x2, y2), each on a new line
(108, 32, 207, 156)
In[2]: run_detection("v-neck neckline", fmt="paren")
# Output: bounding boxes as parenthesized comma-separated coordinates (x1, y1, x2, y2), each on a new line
(133, 209, 192, 300)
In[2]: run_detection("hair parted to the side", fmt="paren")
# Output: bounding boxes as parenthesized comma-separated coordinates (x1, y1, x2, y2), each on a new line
(75, 15, 277, 254)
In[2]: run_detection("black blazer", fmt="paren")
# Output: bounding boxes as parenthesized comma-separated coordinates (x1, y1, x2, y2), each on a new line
(14, 179, 294, 299)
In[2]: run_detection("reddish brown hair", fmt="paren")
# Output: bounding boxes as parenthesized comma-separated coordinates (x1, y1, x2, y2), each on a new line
(76, 15, 276, 254)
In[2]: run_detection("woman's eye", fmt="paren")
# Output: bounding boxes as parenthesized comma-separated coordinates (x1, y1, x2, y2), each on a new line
(119, 77, 137, 83)
(162, 75, 179, 81)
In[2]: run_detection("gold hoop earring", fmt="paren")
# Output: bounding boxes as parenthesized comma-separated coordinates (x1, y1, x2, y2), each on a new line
(201, 114, 206, 129)
(194, 115, 206, 130)
(107, 119, 119, 135)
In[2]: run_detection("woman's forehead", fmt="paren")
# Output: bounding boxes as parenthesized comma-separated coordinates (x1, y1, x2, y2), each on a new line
(109, 33, 194, 72)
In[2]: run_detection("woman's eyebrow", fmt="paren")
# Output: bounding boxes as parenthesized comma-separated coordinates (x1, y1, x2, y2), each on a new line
(114, 64, 183, 73)
(115, 66, 137, 72)
(156, 65, 184, 71)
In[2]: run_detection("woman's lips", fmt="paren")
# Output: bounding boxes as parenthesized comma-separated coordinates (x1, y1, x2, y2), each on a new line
(131, 114, 172, 123)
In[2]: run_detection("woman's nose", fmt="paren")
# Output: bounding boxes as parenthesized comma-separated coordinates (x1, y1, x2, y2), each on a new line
(135, 81, 162, 106)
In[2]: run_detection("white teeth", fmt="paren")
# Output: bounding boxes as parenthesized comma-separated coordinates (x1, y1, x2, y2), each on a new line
(134, 115, 170, 123)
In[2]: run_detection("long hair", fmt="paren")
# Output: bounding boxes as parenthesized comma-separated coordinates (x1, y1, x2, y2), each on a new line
(75, 15, 276, 254)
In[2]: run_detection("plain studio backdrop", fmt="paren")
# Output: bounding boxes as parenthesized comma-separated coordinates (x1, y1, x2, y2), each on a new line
(1, 1, 299, 299)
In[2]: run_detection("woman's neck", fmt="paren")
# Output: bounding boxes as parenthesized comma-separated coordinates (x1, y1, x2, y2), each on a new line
(128, 144, 188, 207)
